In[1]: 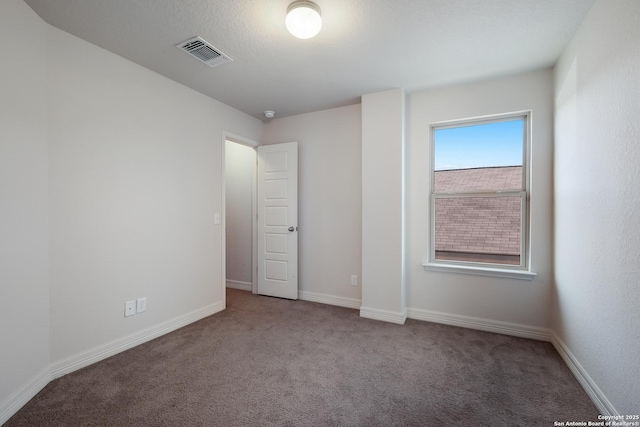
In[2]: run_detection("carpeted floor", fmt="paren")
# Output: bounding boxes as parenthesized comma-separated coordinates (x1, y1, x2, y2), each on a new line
(6, 289, 599, 426)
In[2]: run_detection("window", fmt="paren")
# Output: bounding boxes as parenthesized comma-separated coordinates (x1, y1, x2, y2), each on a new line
(428, 112, 530, 272)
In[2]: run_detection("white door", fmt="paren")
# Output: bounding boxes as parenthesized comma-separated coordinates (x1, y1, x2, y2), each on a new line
(257, 142, 298, 299)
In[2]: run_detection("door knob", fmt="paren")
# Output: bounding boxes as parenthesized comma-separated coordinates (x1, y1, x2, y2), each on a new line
(288, 226, 295, 232)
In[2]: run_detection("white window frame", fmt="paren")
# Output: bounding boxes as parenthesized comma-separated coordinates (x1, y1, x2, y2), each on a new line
(423, 111, 536, 280)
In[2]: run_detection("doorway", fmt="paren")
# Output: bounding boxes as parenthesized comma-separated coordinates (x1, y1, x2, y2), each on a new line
(225, 138, 257, 293)
(223, 134, 299, 300)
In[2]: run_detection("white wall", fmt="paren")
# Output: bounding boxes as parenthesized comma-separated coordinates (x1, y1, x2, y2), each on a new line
(0, 0, 51, 417)
(553, 0, 640, 415)
(360, 89, 407, 323)
(407, 70, 554, 330)
(262, 105, 362, 306)
(47, 26, 262, 362)
(225, 141, 255, 287)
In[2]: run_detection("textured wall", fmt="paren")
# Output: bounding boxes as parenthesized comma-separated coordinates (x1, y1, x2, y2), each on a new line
(553, 0, 640, 414)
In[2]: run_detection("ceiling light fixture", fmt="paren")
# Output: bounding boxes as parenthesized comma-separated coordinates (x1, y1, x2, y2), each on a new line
(286, 1, 322, 39)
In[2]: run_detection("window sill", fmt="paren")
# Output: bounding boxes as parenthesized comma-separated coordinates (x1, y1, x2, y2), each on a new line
(422, 262, 537, 281)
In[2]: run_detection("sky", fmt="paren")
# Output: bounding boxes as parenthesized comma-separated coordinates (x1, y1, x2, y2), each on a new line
(434, 119, 523, 170)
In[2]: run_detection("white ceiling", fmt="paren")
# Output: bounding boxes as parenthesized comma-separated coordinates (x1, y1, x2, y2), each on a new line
(24, 0, 595, 120)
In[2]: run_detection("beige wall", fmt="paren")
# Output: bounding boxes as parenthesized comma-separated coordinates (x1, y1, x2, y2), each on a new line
(47, 25, 262, 362)
(262, 105, 362, 306)
(0, 0, 51, 417)
(225, 141, 256, 287)
(407, 69, 554, 328)
(553, 0, 640, 414)
(360, 89, 407, 322)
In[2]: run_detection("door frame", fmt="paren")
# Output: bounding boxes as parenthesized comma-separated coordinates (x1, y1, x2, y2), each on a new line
(222, 131, 259, 301)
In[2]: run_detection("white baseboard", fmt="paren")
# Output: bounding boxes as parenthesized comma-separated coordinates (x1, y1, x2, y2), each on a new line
(299, 290, 361, 310)
(550, 331, 618, 416)
(407, 307, 552, 341)
(406, 307, 618, 415)
(1, 302, 225, 424)
(1, 299, 618, 423)
(226, 280, 252, 292)
(0, 365, 51, 426)
(50, 301, 224, 379)
(360, 306, 407, 324)
(1, 302, 225, 423)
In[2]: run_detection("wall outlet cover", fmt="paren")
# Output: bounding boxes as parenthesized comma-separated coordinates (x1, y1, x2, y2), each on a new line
(136, 297, 147, 313)
(125, 300, 136, 317)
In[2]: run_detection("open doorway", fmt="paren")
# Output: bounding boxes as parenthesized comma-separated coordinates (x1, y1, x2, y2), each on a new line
(223, 134, 299, 300)
(225, 138, 257, 293)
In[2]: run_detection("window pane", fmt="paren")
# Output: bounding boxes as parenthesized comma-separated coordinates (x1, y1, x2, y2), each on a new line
(434, 196, 521, 265)
(434, 119, 523, 192)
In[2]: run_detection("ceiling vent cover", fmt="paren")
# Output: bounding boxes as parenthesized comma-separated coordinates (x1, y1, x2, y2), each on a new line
(176, 36, 233, 68)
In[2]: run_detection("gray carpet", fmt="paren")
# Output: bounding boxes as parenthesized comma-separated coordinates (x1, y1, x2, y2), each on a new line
(6, 289, 599, 426)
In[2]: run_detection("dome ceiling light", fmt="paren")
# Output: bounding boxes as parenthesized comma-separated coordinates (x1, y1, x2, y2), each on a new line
(286, 1, 322, 39)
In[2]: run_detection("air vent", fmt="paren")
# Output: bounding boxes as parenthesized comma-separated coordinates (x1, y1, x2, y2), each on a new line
(176, 36, 233, 68)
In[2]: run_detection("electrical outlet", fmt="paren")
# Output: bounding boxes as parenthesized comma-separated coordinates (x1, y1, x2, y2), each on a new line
(124, 300, 136, 317)
(351, 275, 358, 286)
(136, 297, 147, 313)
